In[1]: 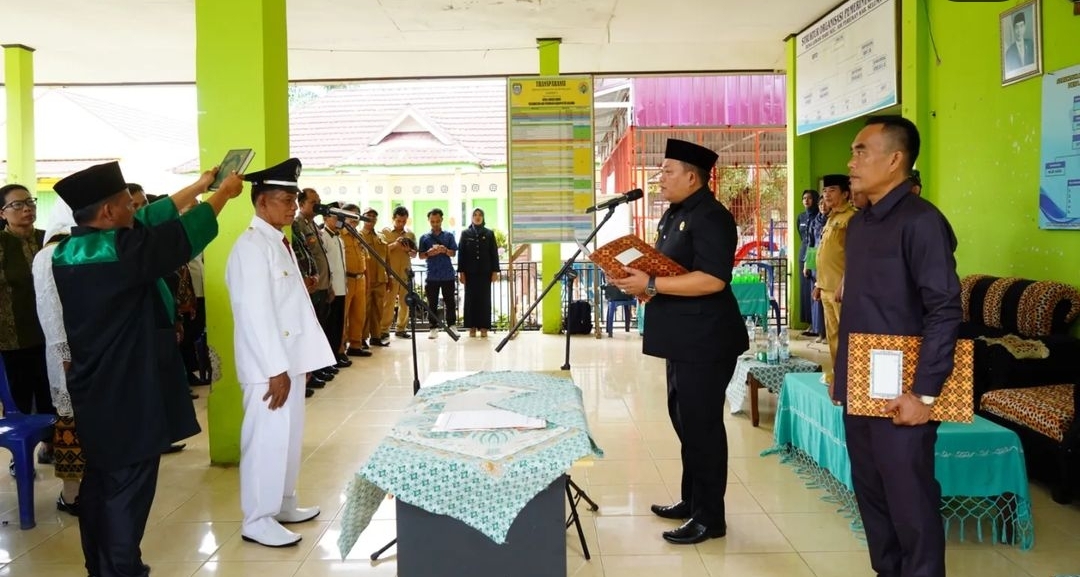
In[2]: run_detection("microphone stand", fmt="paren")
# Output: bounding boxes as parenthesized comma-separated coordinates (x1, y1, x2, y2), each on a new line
(338, 220, 459, 392)
(495, 204, 619, 373)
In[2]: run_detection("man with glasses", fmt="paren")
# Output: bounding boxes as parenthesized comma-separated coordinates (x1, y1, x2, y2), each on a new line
(0, 184, 55, 474)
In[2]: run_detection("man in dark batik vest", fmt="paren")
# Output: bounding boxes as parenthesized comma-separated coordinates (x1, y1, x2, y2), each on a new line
(52, 161, 244, 577)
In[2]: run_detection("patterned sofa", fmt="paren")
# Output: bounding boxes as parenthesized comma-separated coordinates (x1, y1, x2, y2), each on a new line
(959, 275, 1080, 504)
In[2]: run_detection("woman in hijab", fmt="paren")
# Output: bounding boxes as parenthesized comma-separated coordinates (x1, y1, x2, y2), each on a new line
(31, 199, 83, 515)
(456, 208, 501, 337)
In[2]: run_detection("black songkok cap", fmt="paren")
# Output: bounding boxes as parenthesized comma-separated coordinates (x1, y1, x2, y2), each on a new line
(53, 161, 128, 211)
(822, 174, 850, 190)
(663, 139, 719, 172)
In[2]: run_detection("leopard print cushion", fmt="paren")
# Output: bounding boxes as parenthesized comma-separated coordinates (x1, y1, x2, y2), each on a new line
(960, 274, 990, 323)
(980, 384, 1075, 443)
(1017, 281, 1080, 337)
(981, 277, 1021, 330)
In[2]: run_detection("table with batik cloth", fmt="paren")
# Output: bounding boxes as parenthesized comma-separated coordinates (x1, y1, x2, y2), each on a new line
(726, 355, 822, 426)
(762, 373, 1035, 549)
(337, 370, 604, 562)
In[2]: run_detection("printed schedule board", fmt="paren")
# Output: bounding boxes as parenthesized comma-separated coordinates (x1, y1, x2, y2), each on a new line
(507, 76, 595, 244)
(795, 0, 898, 135)
(1039, 64, 1080, 230)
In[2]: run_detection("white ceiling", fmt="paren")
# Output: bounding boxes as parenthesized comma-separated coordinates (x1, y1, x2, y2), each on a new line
(1, 0, 834, 85)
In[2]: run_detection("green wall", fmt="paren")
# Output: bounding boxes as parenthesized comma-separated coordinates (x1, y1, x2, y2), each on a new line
(925, 0, 1080, 288)
(809, 119, 863, 186)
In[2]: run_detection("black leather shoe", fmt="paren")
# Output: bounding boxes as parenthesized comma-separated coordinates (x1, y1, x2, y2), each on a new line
(308, 377, 327, 389)
(335, 355, 353, 368)
(57, 493, 79, 517)
(162, 444, 185, 454)
(661, 519, 726, 545)
(322, 366, 339, 375)
(346, 347, 372, 357)
(372, 338, 390, 347)
(313, 369, 334, 381)
(650, 501, 691, 520)
(395, 331, 411, 339)
(305, 387, 315, 398)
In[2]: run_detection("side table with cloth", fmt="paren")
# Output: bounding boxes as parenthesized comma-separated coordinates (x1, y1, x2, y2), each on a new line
(725, 355, 822, 426)
(762, 373, 1034, 549)
(338, 370, 604, 575)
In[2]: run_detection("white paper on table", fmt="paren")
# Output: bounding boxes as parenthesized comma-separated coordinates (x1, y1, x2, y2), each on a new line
(614, 247, 644, 266)
(432, 409, 547, 432)
(869, 349, 903, 399)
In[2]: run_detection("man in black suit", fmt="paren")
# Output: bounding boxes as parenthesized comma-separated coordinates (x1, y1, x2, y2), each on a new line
(610, 139, 748, 545)
(837, 115, 961, 577)
(1004, 11, 1035, 72)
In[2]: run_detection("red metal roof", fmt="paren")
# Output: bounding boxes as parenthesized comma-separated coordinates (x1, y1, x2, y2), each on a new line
(290, 79, 507, 169)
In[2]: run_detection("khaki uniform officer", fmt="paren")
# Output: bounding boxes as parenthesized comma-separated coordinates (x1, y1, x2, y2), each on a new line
(360, 207, 390, 347)
(340, 203, 372, 357)
(379, 205, 418, 338)
(814, 174, 855, 388)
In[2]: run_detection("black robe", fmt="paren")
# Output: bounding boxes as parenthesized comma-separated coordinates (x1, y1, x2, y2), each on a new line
(52, 200, 218, 471)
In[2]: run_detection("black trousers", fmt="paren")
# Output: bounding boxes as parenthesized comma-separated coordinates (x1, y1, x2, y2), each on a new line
(799, 268, 813, 324)
(323, 295, 346, 353)
(844, 415, 944, 577)
(0, 345, 55, 416)
(179, 298, 206, 380)
(80, 456, 160, 577)
(462, 276, 493, 329)
(665, 357, 737, 527)
(425, 280, 457, 326)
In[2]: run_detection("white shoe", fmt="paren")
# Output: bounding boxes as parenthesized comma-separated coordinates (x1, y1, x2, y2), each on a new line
(275, 505, 320, 524)
(428, 328, 438, 340)
(241, 519, 302, 548)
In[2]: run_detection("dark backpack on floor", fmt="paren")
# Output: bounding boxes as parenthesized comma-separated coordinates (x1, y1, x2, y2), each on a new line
(566, 301, 592, 335)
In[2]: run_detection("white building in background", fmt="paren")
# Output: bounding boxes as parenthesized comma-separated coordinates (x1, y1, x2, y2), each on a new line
(0, 88, 198, 214)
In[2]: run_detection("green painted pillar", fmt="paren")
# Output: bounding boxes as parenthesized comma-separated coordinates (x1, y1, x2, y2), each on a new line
(3, 45, 35, 189)
(900, 0, 931, 200)
(538, 39, 564, 334)
(196, 0, 290, 464)
(785, 37, 813, 328)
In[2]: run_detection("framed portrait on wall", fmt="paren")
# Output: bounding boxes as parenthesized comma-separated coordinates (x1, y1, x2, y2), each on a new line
(1000, 0, 1042, 86)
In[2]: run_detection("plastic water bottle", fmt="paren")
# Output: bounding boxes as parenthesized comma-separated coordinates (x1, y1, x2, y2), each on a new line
(745, 318, 757, 355)
(766, 327, 779, 365)
(778, 327, 790, 362)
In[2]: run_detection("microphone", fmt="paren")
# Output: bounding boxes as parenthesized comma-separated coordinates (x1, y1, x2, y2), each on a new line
(313, 203, 374, 223)
(584, 189, 644, 213)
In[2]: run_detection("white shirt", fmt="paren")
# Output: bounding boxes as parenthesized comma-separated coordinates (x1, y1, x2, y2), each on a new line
(226, 216, 336, 384)
(32, 244, 73, 417)
(320, 227, 347, 296)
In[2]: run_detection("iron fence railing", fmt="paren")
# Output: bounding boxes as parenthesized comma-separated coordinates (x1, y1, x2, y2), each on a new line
(396, 255, 789, 334)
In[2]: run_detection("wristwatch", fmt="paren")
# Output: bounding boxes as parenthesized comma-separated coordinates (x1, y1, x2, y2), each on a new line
(645, 276, 658, 298)
(918, 395, 937, 406)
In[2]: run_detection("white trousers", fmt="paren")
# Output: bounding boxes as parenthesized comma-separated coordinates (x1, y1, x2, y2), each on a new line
(240, 373, 305, 535)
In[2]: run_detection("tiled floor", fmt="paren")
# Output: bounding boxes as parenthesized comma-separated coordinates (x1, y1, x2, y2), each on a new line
(1, 330, 1078, 576)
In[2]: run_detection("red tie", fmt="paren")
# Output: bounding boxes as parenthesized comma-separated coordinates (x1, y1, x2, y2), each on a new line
(283, 237, 292, 255)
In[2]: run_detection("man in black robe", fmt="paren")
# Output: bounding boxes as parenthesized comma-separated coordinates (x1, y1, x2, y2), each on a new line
(52, 161, 244, 577)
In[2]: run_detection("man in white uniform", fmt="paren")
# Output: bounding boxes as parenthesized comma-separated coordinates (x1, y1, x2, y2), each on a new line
(226, 158, 336, 548)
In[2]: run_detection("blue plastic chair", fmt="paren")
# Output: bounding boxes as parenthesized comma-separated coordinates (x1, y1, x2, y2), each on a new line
(0, 355, 57, 529)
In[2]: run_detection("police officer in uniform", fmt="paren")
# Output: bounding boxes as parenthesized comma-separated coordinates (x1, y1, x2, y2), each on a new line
(610, 139, 748, 544)
(225, 158, 336, 548)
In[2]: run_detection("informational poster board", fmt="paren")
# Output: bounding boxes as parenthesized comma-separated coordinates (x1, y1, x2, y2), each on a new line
(1038, 64, 1080, 230)
(795, 0, 898, 135)
(507, 76, 595, 243)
